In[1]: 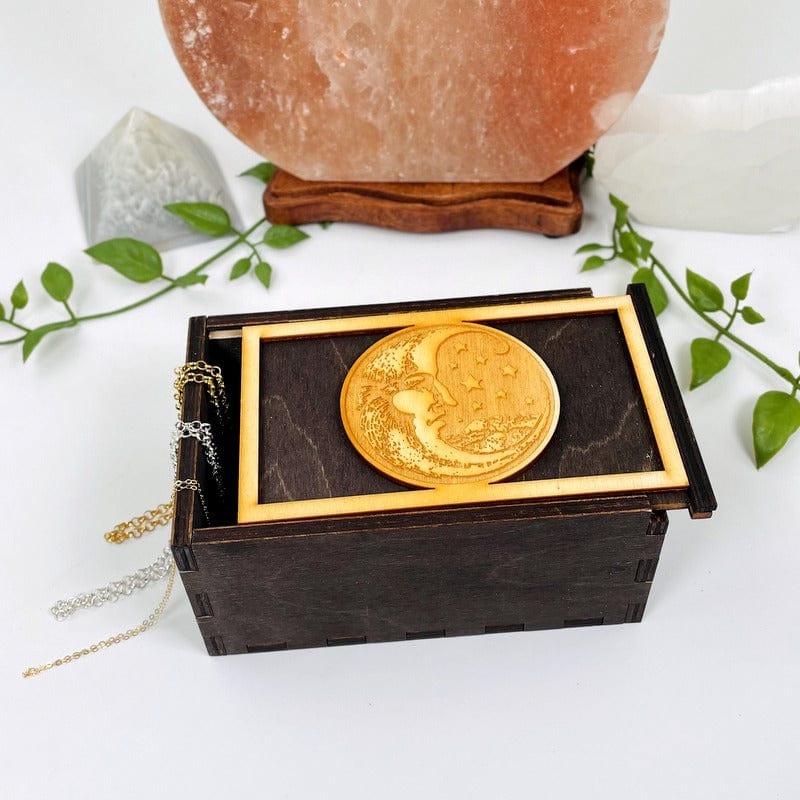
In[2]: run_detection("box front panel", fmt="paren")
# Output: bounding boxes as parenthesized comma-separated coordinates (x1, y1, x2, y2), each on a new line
(183, 506, 665, 655)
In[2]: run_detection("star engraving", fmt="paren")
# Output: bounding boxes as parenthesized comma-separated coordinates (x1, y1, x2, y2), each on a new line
(461, 374, 483, 392)
(496, 389, 508, 400)
(502, 364, 518, 378)
(448, 361, 458, 370)
(475, 354, 488, 365)
(471, 400, 483, 412)
(455, 341, 468, 354)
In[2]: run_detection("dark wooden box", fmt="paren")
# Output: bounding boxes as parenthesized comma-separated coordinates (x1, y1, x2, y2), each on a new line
(171, 287, 715, 656)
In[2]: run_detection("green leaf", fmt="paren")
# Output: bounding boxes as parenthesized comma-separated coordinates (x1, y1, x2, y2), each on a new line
(86, 238, 163, 283)
(254, 261, 272, 289)
(319, 221, 333, 230)
(23, 329, 47, 362)
(239, 162, 276, 183)
(41, 262, 74, 302)
(609, 194, 628, 227)
(741, 306, 765, 325)
(11, 280, 28, 310)
(752, 391, 800, 468)
(619, 231, 641, 265)
(631, 268, 668, 316)
(229, 257, 252, 280)
(575, 243, 605, 255)
(689, 337, 732, 389)
(164, 202, 232, 237)
(263, 225, 309, 250)
(173, 273, 209, 287)
(635, 235, 653, 261)
(0, 301, 5, 320)
(731, 272, 752, 301)
(22, 322, 65, 362)
(581, 255, 607, 272)
(686, 269, 724, 312)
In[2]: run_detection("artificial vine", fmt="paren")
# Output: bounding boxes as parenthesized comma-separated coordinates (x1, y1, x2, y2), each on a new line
(577, 195, 800, 468)
(0, 163, 304, 362)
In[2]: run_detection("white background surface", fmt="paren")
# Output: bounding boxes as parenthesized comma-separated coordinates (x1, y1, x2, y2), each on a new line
(2, 2, 799, 798)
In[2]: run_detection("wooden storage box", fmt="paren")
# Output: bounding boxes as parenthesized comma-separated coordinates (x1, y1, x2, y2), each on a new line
(171, 287, 715, 656)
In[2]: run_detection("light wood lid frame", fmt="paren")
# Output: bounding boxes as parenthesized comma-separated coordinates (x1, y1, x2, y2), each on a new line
(238, 295, 688, 524)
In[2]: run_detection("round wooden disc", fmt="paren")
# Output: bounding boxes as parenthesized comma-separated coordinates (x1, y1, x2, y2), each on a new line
(340, 323, 559, 487)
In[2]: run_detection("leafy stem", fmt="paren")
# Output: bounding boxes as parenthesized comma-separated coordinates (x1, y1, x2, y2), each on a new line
(75, 218, 266, 326)
(715, 300, 739, 342)
(5, 318, 31, 333)
(1, 162, 314, 362)
(646, 255, 793, 383)
(0, 334, 27, 346)
(577, 194, 800, 467)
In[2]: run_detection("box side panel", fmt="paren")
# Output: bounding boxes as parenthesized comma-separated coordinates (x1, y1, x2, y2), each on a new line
(627, 284, 717, 517)
(182, 505, 666, 655)
(172, 327, 247, 559)
(172, 316, 209, 558)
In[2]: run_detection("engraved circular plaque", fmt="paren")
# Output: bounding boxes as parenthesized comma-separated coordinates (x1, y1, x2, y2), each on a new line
(340, 323, 559, 487)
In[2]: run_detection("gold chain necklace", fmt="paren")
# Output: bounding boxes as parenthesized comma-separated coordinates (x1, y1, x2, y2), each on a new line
(23, 501, 177, 678)
(23, 361, 225, 678)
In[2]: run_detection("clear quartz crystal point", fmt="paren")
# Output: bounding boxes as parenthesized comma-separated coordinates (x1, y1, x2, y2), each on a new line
(594, 76, 800, 233)
(76, 108, 240, 249)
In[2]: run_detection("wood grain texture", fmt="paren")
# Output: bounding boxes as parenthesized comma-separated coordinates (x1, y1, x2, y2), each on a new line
(262, 162, 584, 236)
(171, 316, 207, 567)
(179, 497, 665, 655)
(171, 290, 712, 656)
(236, 294, 691, 524)
(253, 312, 662, 505)
(338, 323, 560, 488)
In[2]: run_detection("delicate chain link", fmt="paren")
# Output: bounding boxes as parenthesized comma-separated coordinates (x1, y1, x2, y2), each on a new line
(174, 372, 220, 412)
(104, 502, 174, 544)
(173, 478, 210, 523)
(170, 420, 222, 486)
(23, 565, 176, 678)
(50, 547, 173, 620)
(174, 361, 229, 417)
(23, 360, 226, 678)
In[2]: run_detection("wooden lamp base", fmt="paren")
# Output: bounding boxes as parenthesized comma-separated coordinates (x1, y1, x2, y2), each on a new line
(263, 160, 584, 236)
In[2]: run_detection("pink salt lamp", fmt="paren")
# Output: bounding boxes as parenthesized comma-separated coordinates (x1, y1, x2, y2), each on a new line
(159, 1, 668, 183)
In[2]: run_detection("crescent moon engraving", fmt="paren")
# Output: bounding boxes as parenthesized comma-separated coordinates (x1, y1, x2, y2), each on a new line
(340, 323, 559, 487)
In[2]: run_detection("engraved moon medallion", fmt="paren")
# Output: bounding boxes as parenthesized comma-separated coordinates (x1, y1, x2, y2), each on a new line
(340, 323, 560, 488)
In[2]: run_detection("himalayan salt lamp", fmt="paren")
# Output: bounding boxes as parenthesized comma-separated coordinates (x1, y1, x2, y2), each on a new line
(159, 1, 668, 183)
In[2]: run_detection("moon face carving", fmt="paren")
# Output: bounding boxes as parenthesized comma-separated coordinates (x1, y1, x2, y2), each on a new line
(340, 323, 559, 487)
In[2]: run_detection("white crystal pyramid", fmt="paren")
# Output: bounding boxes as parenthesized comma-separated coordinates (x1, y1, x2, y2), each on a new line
(76, 108, 240, 249)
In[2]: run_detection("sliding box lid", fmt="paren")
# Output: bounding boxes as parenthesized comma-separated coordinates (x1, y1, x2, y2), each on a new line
(225, 287, 714, 526)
